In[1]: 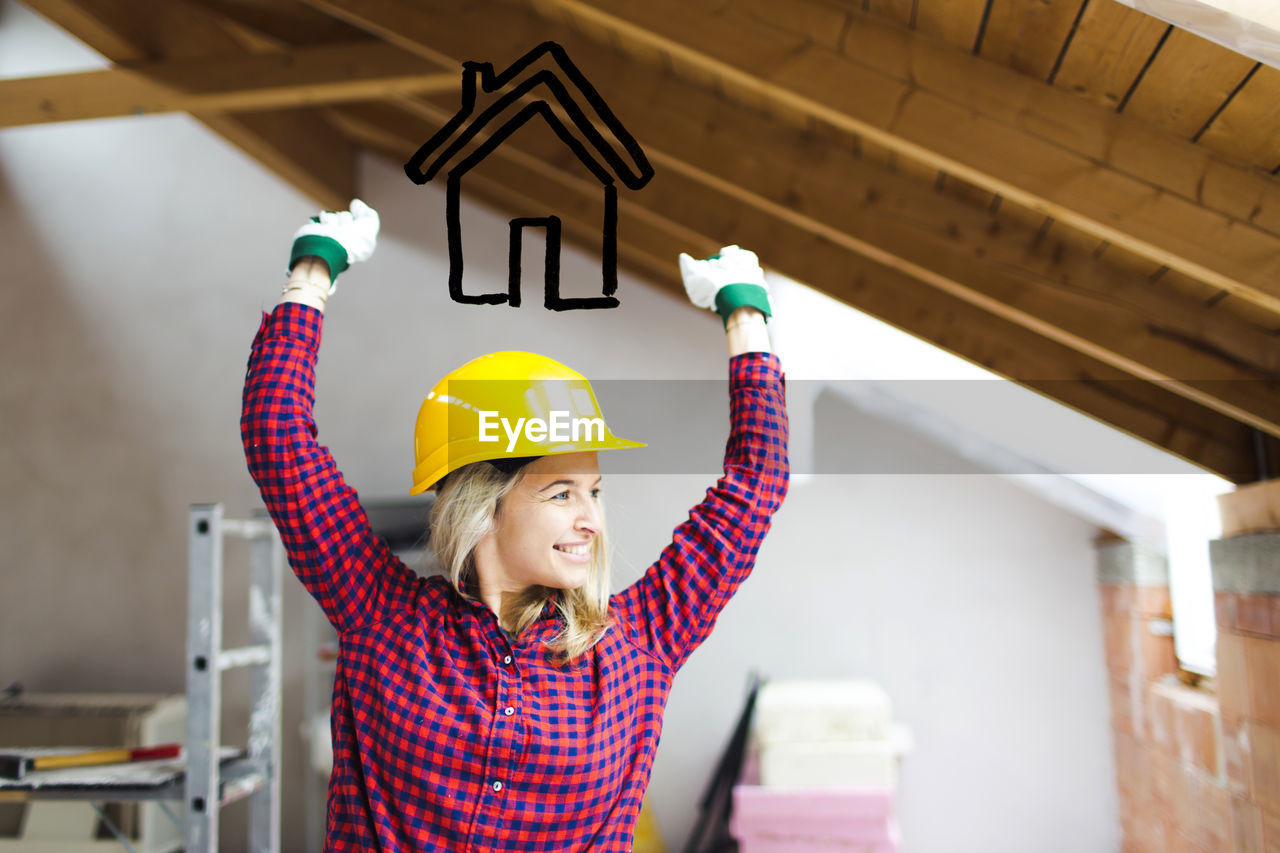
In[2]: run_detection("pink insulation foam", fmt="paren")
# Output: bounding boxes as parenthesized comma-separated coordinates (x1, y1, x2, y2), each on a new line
(730, 785, 900, 852)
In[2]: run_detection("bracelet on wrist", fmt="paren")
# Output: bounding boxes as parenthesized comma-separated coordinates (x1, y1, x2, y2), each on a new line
(281, 277, 330, 305)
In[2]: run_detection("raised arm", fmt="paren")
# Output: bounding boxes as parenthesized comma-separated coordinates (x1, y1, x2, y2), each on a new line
(725, 305, 771, 357)
(241, 200, 421, 634)
(611, 246, 789, 672)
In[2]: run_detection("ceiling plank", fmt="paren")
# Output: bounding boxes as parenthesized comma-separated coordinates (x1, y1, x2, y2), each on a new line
(188, 0, 372, 46)
(977, 0, 1086, 78)
(326, 98, 1270, 480)
(1197, 63, 1280, 172)
(871, 21, 1280, 238)
(0, 42, 457, 128)
(912, 0, 989, 51)
(863, 0, 916, 29)
(1120, 26, 1257, 138)
(1050, 0, 1170, 108)
(513, 0, 1280, 316)
(22, 0, 356, 209)
(1108, 0, 1280, 76)
(729, 0, 852, 54)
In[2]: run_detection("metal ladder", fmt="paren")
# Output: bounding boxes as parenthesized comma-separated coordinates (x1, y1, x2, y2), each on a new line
(186, 504, 283, 853)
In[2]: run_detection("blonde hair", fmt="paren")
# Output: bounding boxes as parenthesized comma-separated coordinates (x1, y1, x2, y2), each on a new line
(429, 460, 613, 665)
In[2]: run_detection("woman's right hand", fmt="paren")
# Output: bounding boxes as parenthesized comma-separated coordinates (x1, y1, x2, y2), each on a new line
(282, 199, 381, 311)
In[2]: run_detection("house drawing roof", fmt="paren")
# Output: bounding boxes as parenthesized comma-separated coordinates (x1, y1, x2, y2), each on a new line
(404, 41, 654, 191)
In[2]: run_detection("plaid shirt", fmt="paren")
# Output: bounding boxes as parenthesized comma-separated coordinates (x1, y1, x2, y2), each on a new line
(241, 302, 788, 852)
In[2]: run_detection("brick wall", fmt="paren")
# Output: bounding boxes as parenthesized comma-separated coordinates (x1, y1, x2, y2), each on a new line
(1212, 533, 1280, 853)
(1097, 537, 1269, 852)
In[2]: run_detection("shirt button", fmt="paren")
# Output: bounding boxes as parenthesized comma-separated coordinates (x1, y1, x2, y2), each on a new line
(492, 781, 503, 792)
(503, 655, 512, 665)
(504, 707, 515, 716)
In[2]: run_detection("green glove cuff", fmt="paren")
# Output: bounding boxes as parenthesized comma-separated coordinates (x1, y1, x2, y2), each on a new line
(714, 283, 772, 328)
(289, 234, 349, 284)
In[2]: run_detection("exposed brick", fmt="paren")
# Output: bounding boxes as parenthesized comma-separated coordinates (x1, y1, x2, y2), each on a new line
(1219, 631, 1252, 720)
(1142, 625, 1179, 682)
(1137, 812, 1173, 853)
(1107, 612, 1136, 676)
(1151, 749, 1180, 818)
(1117, 733, 1151, 808)
(1149, 685, 1175, 750)
(1192, 776, 1232, 851)
(1113, 676, 1139, 739)
(1172, 764, 1227, 851)
(1170, 827, 1212, 853)
(1223, 711, 1254, 797)
(1122, 806, 1141, 852)
(1260, 805, 1280, 853)
(1219, 592, 1240, 632)
(1245, 637, 1280, 729)
(1176, 701, 1222, 778)
(1136, 585, 1173, 618)
(1176, 763, 1199, 836)
(1103, 582, 1134, 614)
(1232, 794, 1264, 853)
(1252, 723, 1280, 815)
(1240, 594, 1276, 638)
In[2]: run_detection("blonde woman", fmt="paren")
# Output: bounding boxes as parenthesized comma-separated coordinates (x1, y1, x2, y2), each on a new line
(241, 200, 788, 851)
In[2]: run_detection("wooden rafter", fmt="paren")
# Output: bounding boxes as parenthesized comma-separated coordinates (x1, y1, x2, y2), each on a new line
(294, 0, 1279, 467)
(511, 0, 1280, 315)
(16, 0, 1280, 479)
(0, 42, 456, 128)
(20, 0, 357, 209)
(326, 98, 1271, 480)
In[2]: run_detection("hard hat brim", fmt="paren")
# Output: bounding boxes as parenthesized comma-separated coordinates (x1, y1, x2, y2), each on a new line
(410, 435, 647, 495)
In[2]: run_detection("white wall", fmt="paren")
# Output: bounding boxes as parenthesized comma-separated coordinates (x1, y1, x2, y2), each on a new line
(0, 3, 1118, 850)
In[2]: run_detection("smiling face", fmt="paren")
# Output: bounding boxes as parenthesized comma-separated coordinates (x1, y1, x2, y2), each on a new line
(472, 451, 604, 602)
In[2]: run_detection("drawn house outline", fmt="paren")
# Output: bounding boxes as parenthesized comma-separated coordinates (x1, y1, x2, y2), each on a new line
(404, 41, 655, 311)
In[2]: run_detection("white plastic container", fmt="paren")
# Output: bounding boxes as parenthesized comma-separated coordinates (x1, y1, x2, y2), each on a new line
(760, 738, 899, 788)
(752, 679, 893, 746)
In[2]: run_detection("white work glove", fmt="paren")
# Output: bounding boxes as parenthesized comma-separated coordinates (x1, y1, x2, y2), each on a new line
(678, 245, 773, 328)
(288, 198, 381, 291)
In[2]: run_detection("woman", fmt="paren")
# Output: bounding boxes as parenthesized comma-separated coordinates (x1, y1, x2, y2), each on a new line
(241, 200, 788, 851)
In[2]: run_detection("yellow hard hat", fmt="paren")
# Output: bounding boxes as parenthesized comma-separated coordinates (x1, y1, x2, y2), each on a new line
(410, 351, 646, 494)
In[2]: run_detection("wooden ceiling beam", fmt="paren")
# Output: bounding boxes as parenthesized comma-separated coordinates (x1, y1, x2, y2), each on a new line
(491, 53, 1280, 390)
(21, 0, 356, 210)
(0, 42, 456, 128)
(587, 91, 1280, 435)
(326, 99, 1270, 481)
(298, 0, 1280, 438)
(187, 0, 373, 46)
(516, 0, 1280, 315)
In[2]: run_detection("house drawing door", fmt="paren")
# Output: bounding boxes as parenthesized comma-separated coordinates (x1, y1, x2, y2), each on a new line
(508, 216, 562, 309)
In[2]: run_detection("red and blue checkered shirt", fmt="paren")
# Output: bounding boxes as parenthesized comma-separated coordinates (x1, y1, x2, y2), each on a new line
(241, 302, 788, 851)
